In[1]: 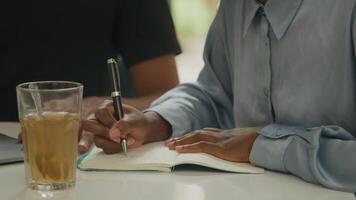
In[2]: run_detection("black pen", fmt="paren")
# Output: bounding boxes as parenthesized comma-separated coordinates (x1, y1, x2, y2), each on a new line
(107, 57, 128, 155)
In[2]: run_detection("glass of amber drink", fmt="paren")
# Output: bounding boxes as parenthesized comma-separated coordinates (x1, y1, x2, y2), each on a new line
(16, 81, 83, 190)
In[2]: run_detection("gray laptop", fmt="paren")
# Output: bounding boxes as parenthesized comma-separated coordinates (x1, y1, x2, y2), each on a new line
(0, 133, 23, 164)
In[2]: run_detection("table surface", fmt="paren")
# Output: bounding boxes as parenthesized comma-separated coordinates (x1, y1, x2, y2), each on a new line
(0, 122, 354, 200)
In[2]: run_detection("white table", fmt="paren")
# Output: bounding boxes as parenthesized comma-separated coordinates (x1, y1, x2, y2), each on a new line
(0, 122, 355, 200)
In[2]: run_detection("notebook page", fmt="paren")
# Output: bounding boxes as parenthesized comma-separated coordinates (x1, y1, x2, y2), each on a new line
(173, 153, 264, 174)
(79, 142, 178, 171)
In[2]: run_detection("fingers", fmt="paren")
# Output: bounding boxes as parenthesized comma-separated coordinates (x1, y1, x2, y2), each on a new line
(166, 130, 220, 150)
(93, 102, 137, 128)
(95, 106, 116, 128)
(82, 120, 110, 139)
(109, 120, 131, 143)
(18, 132, 23, 144)
(78, 131, 94, 154)
(173, 129, 260, 162)
(175, 141, 224, 158)
(94, 136, 121, 154)
(202, 127, 222, 132)
(122, 104, 137, 114)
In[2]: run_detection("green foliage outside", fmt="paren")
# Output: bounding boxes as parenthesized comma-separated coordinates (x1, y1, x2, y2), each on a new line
(171, 0, 217, 40)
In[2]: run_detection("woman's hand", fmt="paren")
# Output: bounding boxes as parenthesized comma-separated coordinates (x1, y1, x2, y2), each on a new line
(82, 100, 171, 154)
(78, 96, 110, 154)
(165, 127, 261, 162)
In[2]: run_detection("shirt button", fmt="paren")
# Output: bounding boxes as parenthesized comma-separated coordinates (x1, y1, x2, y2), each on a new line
(258, 7, 265, 16)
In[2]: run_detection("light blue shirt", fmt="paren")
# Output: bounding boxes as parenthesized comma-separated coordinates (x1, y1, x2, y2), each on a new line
(148, 0, 356, 192)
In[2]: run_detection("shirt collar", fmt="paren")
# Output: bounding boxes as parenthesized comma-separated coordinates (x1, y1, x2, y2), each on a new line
(243, 0, 303, 40)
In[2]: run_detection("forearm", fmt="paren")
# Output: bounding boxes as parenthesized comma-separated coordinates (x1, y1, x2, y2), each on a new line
(147, 83, 234, 138)
(122, 92, 163, 111)
(143, 111, 172, 143)
(82, 92, 163, 119)
(128, 54, 179, 110)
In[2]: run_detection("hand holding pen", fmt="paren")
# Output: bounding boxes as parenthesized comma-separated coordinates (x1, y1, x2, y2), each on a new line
(80, 56, 161, 154)
(107, 57, 128, 155)
(81, 56, 169, 155)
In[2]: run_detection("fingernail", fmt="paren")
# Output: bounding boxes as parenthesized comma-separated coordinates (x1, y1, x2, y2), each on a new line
(109, 128, 121, 142)
(78, 146, 86, 154)
(166, 141, 176, 149)
(166, 138, 174, 143)
(175, 146, 183, 151)
(79, 139, 88, 148)
(78, 142, 87, 154)
(127, 138, 135, 146)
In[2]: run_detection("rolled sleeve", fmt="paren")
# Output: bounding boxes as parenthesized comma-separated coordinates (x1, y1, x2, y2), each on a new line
(250, 123, 356, 193)
(249, 124, 304, 172)
(353, 2, 356, 58)
(146, 97, 201, 138)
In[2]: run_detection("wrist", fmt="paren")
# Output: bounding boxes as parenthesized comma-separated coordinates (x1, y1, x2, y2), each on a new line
(246, 129, 259, 161)
(144, 111, 172, 143)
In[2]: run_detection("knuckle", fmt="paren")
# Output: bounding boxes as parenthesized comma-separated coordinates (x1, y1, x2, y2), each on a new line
(82, 132, 94, 141)
(102, 148, 110, 154)
(86, 113, 96, 121)
(115, 120, 126, 130)
(94, 109, 104, 119)
(103, 148, 114, 154)
(216, 142, 225, 149)
(94, 137, 104, 147)
(98, 99, 112, 109)
(193, 130, 204, 138)
(197, 131, 215, 141)
(193, 130, 201, 134)
(81, 120, 90, 128)
(100, 129, 110, 137)
(104, 107, 112, 115)
(197, 141, 208, 151)
(183, 132, 194, 139)
(217, 144, 228, 155)
(82, 121, 94, 132)
(193, 130, 201, 135)
(103, 99, 113, 106)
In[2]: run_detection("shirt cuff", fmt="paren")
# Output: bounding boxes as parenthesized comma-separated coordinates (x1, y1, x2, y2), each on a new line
(145, 104, 196, 138)
(249, 124, 306, 172)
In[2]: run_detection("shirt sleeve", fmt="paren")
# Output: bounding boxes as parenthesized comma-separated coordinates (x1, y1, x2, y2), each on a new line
(353, 2, 356, 58)
(249, 124, 356, 193)
(114, 0, 181, 67)
(146, 1, 234, 137)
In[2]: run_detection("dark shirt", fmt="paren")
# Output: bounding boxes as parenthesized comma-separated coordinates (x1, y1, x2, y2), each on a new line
(0, 0, 181, 121)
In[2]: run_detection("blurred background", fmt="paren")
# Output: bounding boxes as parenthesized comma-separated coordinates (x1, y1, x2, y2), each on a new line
(170, 0, 220, 83)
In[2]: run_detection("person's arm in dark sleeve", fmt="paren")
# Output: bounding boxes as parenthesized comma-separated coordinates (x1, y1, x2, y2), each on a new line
(114, 0, 181, 110)
(115, 0, 181, 66)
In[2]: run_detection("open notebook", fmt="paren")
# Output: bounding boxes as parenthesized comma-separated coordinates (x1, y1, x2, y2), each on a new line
(78, 142, 264, 173)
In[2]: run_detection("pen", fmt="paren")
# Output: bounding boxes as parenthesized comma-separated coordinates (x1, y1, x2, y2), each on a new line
(107, 57, 128, 155)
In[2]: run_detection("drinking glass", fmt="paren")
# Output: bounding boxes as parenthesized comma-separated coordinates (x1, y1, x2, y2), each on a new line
(17, 81, 83, 190)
